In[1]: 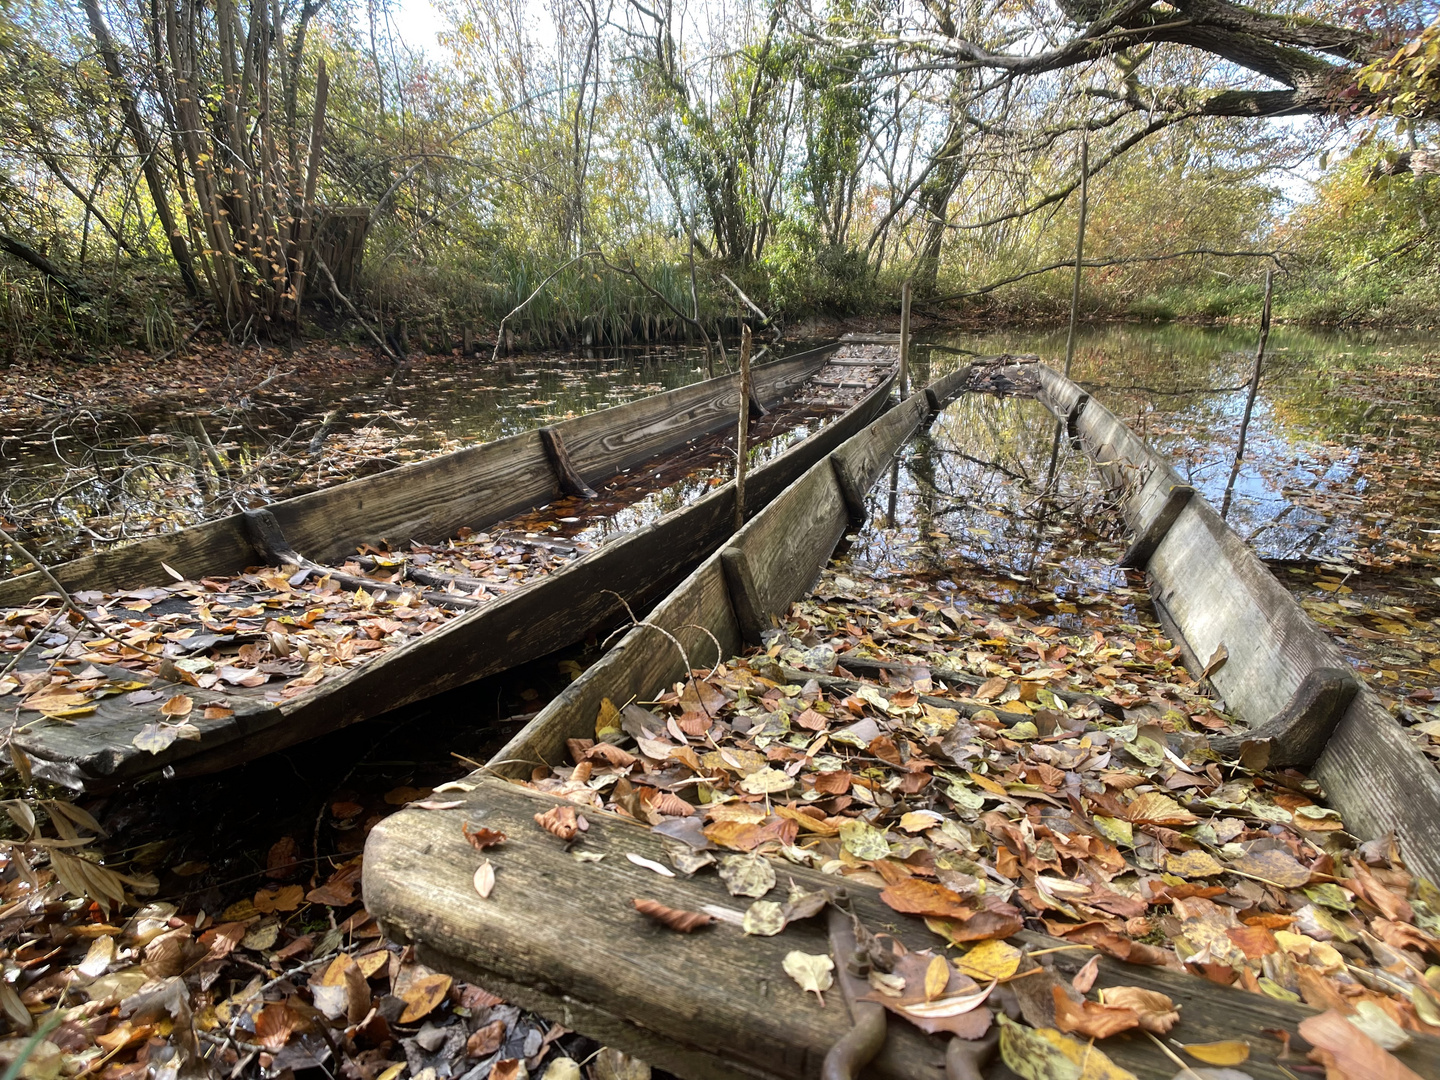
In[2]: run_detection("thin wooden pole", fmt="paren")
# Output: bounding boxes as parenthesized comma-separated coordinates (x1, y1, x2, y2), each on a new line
(735, 325, 752, 530)
(898, 279, 912, 396)
(1047, 136, 1089, 493)
(1221, 269, 1274, 520)
(1062, 138, 1089, 377)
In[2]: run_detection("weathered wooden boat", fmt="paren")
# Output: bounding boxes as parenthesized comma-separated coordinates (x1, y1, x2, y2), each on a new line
(364, 355, 1440, 1080)
(0, 341, 898, 790)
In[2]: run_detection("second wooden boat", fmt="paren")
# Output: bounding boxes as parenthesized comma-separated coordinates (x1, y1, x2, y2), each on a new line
(0, 341, 896, 789)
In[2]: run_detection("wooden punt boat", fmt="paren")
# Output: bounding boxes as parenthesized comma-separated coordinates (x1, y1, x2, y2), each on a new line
(363, 354, 1440, 1080)
(0, 341, 898, 790)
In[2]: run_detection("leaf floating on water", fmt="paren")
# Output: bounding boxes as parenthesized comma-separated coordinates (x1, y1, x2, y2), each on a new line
(631, 897, 713, 932)
(782, 951, 834, 1005)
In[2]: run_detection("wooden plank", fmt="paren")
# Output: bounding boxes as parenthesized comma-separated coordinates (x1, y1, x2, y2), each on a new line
(923, 365, 973, 414)
(557, 350, 829, 482)
(539, 426, 599, 499)
(0, 349, 832, 608)
(1118, 483, 1193, 569)
(721, 465, 849, 646)
(364, 778, 1440, 1080)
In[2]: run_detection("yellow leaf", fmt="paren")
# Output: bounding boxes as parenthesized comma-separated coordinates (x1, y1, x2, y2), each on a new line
(596, 697, 622, 739)
(1164, 850, 1224, 878)
(399, 973, 452, 1023)
(924, 955, 950, 1002)
(956, 938, 1022, 981)
(1181, 1040, 1250, 1065)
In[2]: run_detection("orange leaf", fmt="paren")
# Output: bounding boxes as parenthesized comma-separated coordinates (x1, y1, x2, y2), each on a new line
(399, 973, 453, 1023)
(881, 879, 974, 920)
(1299, 1010, 1423, 1080)
(631, 897, 714, 932)
(463, 824, 507, 850)
(161, 693, 194, 718)
(1051, 985, 1139, 1039)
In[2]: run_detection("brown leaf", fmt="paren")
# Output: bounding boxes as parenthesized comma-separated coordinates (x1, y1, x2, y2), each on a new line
(631, 897, 714, 932)
(1100, 987, 1178, 1034)
(1300, 1010, 1424, 1080)
(160, 693, 193, 718)
(1228, 849, 1311, 889)
(398, 973, 452, 1023)
(1202, 644, 1228, 679)
(463, 824, 507, 850)
(880, 879, 974, 919)
(795, 708, 828, 731)
(585, 743, 637, 768)
(1051, 985, 1140, 1039)
(1071, 955, 1100, 994)
(254, 1000, 301, 1050)
(254, 884, 305, 913)
(534, 805, 580, 841)
(1124, 791, 1198, 826)
(647, 791, 695, 817)
(467, 1019, 506, 1058)
(266, 836, 302, 880)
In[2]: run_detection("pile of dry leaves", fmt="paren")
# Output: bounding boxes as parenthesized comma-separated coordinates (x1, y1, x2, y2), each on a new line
(520, 565, 1440, 1076)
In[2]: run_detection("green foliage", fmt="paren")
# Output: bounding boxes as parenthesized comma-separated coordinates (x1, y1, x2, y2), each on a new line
(1277, 142, 1440, 324)
(761, 219, 877, 317)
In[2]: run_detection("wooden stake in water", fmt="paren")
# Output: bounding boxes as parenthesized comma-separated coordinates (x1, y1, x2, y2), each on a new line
(1221, 269, 1274, 519)
(735, 324, 752, 531)
(1046, 137, 1090, 492)
(898, 279, 913, 397)
(1063, 137, 1089, 378)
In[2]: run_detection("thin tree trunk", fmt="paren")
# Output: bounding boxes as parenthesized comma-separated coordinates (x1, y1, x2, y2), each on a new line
(81, 0, 200, 297)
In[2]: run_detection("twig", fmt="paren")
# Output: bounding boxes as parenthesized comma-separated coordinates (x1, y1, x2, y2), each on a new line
(717, 272, 771, 326)
(490, 251, 604, 362)
(314, 253, 401, 365)
(1, 534, 163, 658)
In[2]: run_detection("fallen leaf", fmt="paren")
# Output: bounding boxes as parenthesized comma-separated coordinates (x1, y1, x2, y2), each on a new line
(925, 955, 950, 1001)
(1100, 987, 1178, 1034)
(631, 898, 713, 932)
(1203, 644, 1228, 679)
(880, 879, 974, 920)
(399, 973, 452, 1023)
(783, 951, 834, 1005)
(1298, 1009, 1422, 1080)
(1052, 985, 1140, 1039)
(956, 939, 1023, 982)
(718, 854, 775, 898)
(626, 853, 675, 877)
(160, 693, 193, 717)
(1181, 1041, 1250, 1066)
(1072, 956, 1100, 994)
(474, 860, 496, 899)
(998, 1014, 1138, 1080)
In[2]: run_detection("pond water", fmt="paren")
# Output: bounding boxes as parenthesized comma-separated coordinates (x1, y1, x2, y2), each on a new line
(906, 324, 1440, 750)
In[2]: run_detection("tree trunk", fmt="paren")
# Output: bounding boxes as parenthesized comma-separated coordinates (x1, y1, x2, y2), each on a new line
(81, 0, 201, 298)
(0, 232, 89, 300)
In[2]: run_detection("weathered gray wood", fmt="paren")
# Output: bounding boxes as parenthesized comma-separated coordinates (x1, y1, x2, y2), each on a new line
(720, 467, 849, 646)
(364, 778, 1440, 1080)
(1064, 391, 1090, 439)
(1118, 483, 1193, 569)
(1024, 361, 1440, 882)
(1210, 667, 1360, 771)
(242, 509, 483, 610)
(0, 349, 832, 608)
(539, 427, 599, 499)
(557, 349, 826, 482)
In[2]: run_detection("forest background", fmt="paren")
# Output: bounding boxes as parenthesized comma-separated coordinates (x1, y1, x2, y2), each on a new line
(1, 0, 1438, 360)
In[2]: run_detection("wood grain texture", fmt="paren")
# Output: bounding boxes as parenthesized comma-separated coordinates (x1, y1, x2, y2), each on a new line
(556, 349, 830, 482)
(0, 348, 830, 608)
(364, 778, 1440, 1080)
